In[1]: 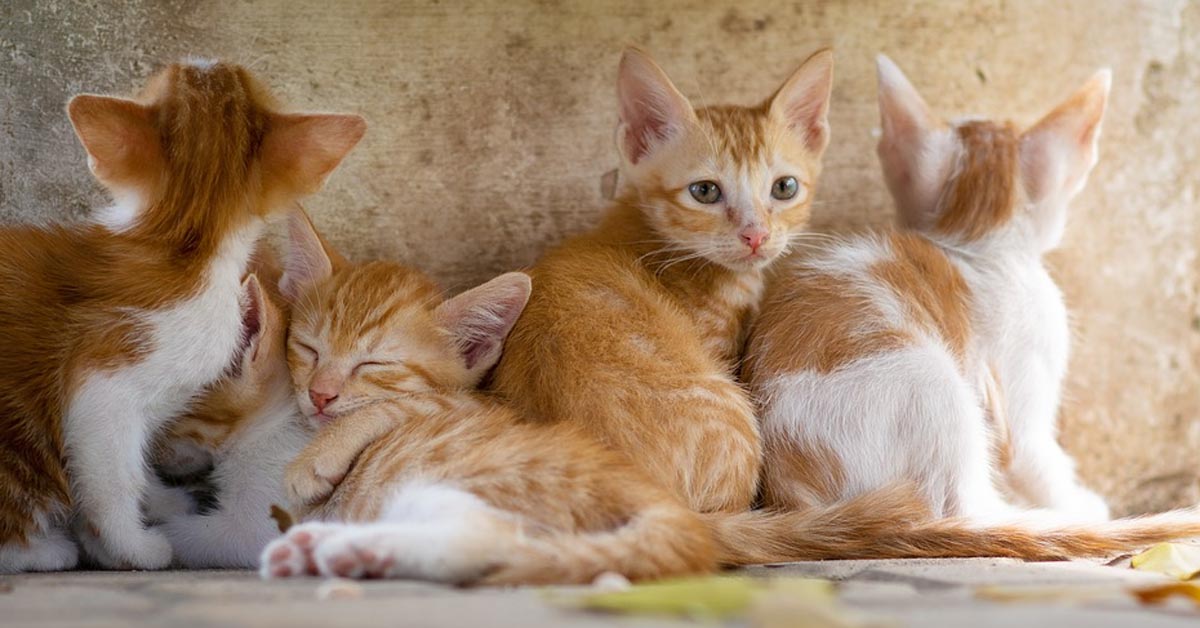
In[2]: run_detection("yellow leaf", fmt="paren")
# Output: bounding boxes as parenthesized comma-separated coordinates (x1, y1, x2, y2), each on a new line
(570, 576, 834, 620)
(1131, 543, 1200, 580)
(1132, 582, 1200, 607)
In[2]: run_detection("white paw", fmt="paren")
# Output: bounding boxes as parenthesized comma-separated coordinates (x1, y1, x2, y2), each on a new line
(82, 525, 173, 570)
(259, 522, 342, 579)
(311, 530, 397, 579)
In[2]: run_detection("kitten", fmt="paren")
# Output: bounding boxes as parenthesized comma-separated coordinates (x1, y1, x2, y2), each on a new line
(259, 210, 716, 584)
(151, 250, 313, 568)
(266, 209, 1200, 583)
(488, 47, 836, 514)
(744, 55, 1200, 543)
(0, 60, 363, 572)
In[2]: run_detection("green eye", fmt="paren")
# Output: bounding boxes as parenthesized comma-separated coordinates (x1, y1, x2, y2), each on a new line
(688, 180, 722, 204)
(771, 176, 800, 201)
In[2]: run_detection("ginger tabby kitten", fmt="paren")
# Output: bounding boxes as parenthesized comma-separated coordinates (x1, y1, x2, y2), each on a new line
(260, 211, 716, 584)
(0, 61, 363, 572)
(742, 56, 1200, 557)
(489, 47, 836, 514)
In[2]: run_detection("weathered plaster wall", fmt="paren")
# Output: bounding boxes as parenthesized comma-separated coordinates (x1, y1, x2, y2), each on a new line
(1, 0, 1197, 515)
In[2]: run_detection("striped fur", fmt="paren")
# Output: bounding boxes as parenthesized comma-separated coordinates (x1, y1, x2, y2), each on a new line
(489, 48, 835, 514)
(260, 214, 716, 584)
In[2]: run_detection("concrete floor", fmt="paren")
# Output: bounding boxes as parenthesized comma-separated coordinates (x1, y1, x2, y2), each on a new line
(3, 559, 1198, 628)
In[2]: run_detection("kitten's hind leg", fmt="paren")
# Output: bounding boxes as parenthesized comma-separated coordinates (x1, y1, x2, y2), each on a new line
(272, 483, 513, 583)
(1006, 432, 1109, 522)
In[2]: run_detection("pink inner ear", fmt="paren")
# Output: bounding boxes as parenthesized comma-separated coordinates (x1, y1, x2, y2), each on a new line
(623, 105, 673, 165)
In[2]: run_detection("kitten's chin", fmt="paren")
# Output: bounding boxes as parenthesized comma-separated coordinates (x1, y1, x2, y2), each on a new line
(714, 250, 780, 272)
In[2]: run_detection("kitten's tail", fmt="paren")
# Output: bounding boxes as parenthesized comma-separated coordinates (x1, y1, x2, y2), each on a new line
(478, 503, 719, 586)
(703, 488, 1200, 565)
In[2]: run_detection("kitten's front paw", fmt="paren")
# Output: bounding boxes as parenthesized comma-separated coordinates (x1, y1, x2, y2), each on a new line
(260, 522, 341, 579)
(84, 525, 174, 570)
(285, 454, 347, 507)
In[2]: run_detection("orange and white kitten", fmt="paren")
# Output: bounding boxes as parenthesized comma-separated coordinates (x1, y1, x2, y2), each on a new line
(259, 211, 716, 584)
(747, 56, 1116, 523)
(152, 258, 313, 568)
(0, 61, 363, 572)
(489, 48, 835, 514)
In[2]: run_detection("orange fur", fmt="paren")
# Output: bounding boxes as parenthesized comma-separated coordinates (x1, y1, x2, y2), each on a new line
(272, 214, 716, 584)
(489, 48, 835, 514)
(0, 61, 363, 557)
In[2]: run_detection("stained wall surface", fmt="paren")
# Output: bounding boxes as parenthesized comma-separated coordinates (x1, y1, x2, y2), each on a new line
(1, 0, 1197, 514)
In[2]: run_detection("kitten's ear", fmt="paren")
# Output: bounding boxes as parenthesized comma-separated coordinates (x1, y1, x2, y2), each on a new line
(434, 272, 532, 386)
(616, 48, 696, 165)
(67, 95, 162, 186)
(279, 207, 346, 303)
(239, 274, 267, 366)
(875, 55, 954, 224)
(1019, 69, 1111, 205)
(769, 48, 835, 155)
(262, 113, 366, 196)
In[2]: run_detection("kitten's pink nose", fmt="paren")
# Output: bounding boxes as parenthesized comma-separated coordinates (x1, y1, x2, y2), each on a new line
(740, 227, 769, 253)
(309, 389, 338, 413)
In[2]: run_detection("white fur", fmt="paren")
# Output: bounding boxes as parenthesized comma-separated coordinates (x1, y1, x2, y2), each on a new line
(0, 509, 78, 574)
(758, 225, 1108, 525)
(60, 220, 264, 569)
(260, 482, 507, 582)
(159, 391, 312, 568)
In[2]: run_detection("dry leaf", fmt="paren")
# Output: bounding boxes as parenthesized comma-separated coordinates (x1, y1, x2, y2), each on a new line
(751, 583, 872, 628)
(270, 504, 295, 533)
(1131, 543, 1200, 580)
(976, 585, 1120, 604)
(570, 576, 839, 622)
(1132, 582, 1200, 607)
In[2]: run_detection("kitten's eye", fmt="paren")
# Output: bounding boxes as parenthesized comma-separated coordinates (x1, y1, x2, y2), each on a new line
(353, 361, 386, 373)
(294, 341, 318, 360)
(771, 176, 800, 201)
(688, 180, 722, 204)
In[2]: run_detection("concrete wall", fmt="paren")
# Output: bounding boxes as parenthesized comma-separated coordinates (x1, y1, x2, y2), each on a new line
(2, 0, 1197, 515)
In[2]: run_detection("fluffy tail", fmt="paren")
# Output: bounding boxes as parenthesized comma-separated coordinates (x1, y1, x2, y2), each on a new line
(705, 489, 1200, 565)
(479, 504, 718, 586)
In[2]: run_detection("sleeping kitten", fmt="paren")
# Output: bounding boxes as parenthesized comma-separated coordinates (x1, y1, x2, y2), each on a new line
(0, 60, 363, 572)
(151, 250, 312, 568)
(259, 210, 716, 584)
(745, 55, 1115, 523)
(488, 48, 836, 514)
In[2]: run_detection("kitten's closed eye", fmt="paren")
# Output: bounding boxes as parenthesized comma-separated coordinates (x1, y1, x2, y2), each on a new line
(294, 341, 319, 360)
(351, 361, 395, 374)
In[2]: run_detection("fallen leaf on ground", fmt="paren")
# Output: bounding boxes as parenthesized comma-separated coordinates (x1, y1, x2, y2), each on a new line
(1132, 582, 1200, 607)
(269, 504, 294, 533)
(565, 576, 868, 626)
(1131, 543, 1200, 580)
(976, 585, 1121, 604)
